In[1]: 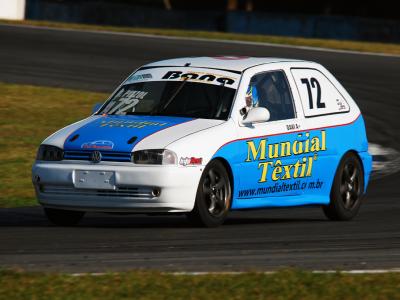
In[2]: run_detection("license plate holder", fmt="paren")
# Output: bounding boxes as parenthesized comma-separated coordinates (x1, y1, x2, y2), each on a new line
(74, 170, 116, 190)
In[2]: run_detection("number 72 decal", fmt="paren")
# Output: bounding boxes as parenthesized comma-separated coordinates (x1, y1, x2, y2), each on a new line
(301, 78, 326, 109)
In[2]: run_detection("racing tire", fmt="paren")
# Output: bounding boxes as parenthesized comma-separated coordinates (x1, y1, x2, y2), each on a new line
(323, 152, 364, 221)
(44, 208, 85, 226)
(187, 160, 232, 227)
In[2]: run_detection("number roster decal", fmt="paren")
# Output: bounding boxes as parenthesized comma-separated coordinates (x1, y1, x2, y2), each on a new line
(291, 68, 350, 118)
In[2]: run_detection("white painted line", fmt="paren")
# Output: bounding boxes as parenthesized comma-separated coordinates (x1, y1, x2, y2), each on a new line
(313, 269, 400, 274)
(1, 22, 400, 58)
(170, 271, 246, 276)
(68, 269, 400, 277)
(172, 269, 400, 275)
(70, 272, 107, 277)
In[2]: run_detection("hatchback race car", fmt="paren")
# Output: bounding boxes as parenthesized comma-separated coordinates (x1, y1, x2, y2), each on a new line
(32, 56, 372, 227)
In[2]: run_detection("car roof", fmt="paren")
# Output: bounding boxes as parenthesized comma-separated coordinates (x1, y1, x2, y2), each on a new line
(141, 56, 309, 73)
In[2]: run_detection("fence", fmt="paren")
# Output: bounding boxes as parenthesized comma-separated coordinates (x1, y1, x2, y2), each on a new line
(22, 0, 400, 43)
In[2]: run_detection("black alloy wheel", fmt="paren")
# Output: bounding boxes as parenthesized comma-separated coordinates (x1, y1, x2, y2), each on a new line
(187, 160, 232, 227)
(323, 152, 364, 221)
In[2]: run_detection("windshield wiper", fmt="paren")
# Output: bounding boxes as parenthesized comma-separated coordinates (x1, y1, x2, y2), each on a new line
(151, 78, 188, 115)
(215, 80, 226, 118)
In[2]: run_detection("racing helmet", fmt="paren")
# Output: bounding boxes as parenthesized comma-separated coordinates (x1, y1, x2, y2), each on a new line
(246, 85, 259, 107)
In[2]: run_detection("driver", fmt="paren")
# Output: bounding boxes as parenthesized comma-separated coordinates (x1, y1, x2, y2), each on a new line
(245, 84, 259, 109)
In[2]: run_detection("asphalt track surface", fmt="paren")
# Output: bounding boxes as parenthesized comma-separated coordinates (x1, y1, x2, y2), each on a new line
(0, 24, 400, 272)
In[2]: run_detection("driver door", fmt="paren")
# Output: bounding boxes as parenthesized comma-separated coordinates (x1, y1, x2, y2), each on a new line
(235, 70, 307, 206)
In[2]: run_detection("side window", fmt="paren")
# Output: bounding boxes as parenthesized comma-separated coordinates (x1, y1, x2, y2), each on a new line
(291, 68, 350, 117)
(247, 71, 296, 121)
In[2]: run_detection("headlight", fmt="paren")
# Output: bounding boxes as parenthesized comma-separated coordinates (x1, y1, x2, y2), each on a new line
(36, 145, 64, 161)
(132, 149, 177, 165)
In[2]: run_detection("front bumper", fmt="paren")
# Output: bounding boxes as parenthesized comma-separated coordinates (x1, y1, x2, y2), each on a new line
(32, 160, 203, 213)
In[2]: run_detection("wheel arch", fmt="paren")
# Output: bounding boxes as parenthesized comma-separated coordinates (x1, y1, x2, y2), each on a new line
(330, 149, 365, 193)
(340, 150, 365, 176)
(347, 149, 366, 194)
(209, 157, 234, 203)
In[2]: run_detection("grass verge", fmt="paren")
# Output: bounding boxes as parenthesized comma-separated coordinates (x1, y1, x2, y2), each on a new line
(1, 19, 400, 56)
(0, 82, 107, 207)
(1, 269, 400, 300)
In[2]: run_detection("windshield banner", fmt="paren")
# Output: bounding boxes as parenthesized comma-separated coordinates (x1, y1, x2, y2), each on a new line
(124, 67, 240, 88)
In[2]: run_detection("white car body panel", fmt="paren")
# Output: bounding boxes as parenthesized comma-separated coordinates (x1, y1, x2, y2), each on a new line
(42, 116, 102, 149)
(134, 119, 225, 151)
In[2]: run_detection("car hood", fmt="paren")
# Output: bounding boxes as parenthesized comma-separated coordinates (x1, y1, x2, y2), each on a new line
(59, 115, 223, 152)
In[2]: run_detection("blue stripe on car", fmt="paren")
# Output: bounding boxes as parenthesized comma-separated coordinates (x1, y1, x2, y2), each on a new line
(64, 115, 194, 154)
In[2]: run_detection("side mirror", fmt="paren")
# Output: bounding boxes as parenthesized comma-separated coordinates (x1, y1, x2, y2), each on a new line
(92, 103, 103, 114)
(242, 107, 270, 125)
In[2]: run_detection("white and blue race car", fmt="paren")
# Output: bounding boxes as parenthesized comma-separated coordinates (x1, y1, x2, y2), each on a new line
(32, 56, 372, 227)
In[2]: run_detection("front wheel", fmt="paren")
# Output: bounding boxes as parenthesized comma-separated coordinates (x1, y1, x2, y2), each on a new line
(323, 152, 364, 221)
(187, 160, 232, 227)
(44, 208, 85, 226)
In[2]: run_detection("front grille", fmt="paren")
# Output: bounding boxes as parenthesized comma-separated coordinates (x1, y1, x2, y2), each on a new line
(63, 150, 131, 162)
(40, 185, 154, 199)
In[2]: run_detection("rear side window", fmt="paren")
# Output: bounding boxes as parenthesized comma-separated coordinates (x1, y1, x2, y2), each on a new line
(291, 68, 350, 117)
(248, 71, 296, 121)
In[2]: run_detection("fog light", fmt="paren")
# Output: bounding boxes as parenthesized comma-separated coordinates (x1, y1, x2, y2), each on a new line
(34, 175, 41, 183)
(151, 188, 161, 197)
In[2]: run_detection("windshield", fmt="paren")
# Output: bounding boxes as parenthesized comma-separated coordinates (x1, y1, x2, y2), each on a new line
(98, 81, 236, 120)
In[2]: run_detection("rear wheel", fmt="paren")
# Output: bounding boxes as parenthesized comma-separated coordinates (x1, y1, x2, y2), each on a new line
(44, 208, 85, 226)
(187, 160, 232, 227)
(323, 152, 364, 221)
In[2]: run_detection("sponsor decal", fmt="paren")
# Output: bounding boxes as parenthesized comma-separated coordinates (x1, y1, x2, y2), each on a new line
(237, 130, 327, 198)
(179, 157, 203, 166)
(102, 90, 149, 115)
(238, 179, 324, 198)
(82, 140, 114, 150)
(245, 131, 327, 183)
(99, 120, 168, 129)
(128, 73, 153, 81)
(336, 99, 347, 111)
(119, 90, 148, 100)
(162, 71, 235, 86)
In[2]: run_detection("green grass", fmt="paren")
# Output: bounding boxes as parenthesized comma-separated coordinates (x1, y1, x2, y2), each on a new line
(1, 19, 400, 55)
(1, 269, 400, 300)
(0, 82, 107, 207)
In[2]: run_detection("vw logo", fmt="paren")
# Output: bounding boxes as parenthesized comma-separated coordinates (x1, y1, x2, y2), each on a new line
(90, 151, 102, 163)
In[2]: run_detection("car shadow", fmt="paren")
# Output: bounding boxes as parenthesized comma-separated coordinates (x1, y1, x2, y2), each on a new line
(0, 206, 327, 228)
